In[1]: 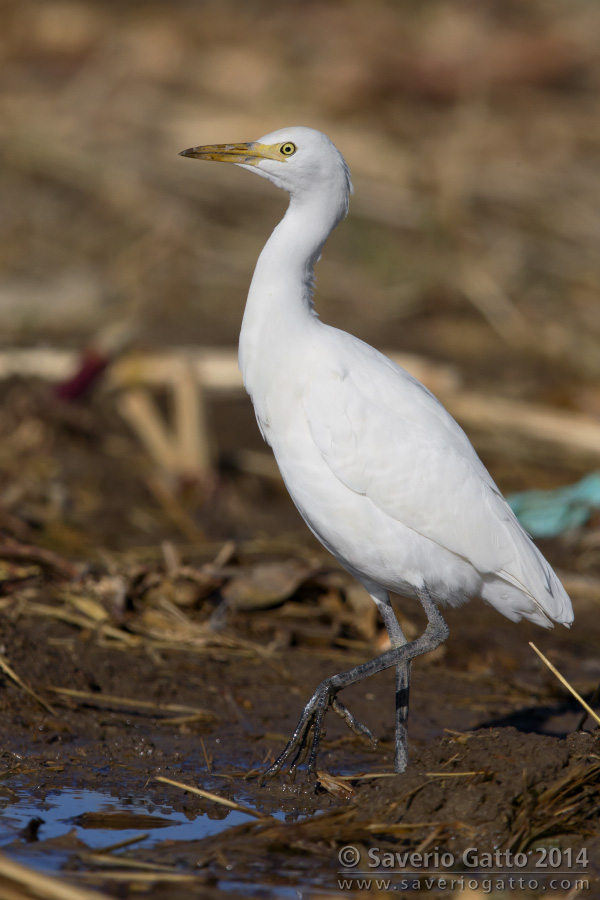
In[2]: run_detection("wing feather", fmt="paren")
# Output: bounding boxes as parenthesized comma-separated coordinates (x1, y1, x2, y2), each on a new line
(304, 331, 572, 624)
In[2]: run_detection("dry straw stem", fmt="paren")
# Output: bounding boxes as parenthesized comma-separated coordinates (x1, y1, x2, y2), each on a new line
(155, 776, 270, 819)
(507, 759, 600, 851)
(25, 602, 140, 646)
(117, 389, 182, 474)
(173, 359, 213, 475)
(48, 686, 216, 722)
(78, 854, 181, 873)
(529, 642, 600, 727)
(0, 850, 113, 900)
(0, 656, 56, 716)
(99, 834, 149, 853)
(367, 820, 468, 834)
(425, 771, 488, 777)
(334, 772, 398, 781)
(447, 392, 600, 459)
(200, 736, 213, 773)
(76, 871, 200, 885)
(117, 370, 212, 480)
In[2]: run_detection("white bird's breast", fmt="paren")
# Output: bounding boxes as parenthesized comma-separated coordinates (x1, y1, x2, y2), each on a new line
(238, 319, 572, 628)
(240, 323, 482, 606)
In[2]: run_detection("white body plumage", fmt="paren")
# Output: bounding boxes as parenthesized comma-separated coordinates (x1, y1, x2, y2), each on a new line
(234, 126, 572, 631)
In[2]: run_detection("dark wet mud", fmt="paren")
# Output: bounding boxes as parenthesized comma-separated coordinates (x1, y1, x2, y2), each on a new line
(0, 467, 599, 899)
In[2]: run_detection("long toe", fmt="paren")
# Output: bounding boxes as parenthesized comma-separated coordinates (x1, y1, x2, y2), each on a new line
(332, 698, 377, 747)
(264, 682, 334, 779)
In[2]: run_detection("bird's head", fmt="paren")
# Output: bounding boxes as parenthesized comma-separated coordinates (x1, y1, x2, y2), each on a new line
(180, 126, 352, 219)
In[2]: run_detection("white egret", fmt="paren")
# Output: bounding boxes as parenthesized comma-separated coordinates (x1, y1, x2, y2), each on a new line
(180, 126, 573, 776)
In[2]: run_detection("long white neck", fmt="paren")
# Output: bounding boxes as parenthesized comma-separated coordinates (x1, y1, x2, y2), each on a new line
(238, 193, 343, 390)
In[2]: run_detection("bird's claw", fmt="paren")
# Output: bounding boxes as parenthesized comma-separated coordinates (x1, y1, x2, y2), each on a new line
(331, 697, 377, 748)
(262, 682, 330, 780)
(263, 680, 375, 781)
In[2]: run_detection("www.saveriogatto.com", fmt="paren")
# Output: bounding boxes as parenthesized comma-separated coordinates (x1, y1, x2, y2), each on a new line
(336, 844, 591, 893)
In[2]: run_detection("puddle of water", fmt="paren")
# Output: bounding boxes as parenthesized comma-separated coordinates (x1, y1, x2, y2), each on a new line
(0, 785, 267, 871)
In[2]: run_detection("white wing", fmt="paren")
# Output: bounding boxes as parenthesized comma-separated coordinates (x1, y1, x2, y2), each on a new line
(304, 330, 572, 625)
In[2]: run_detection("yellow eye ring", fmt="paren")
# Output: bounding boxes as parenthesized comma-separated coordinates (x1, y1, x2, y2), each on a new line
(280, 142, 297, 157)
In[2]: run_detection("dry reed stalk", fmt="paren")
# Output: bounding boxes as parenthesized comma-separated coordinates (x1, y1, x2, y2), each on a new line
(25, 602, 140, 645)
(446, 392, 600, 457)
(119, 362, 215, 478)
(98, 834, 150, 853)
(367, 820, 468, 834)
(155, 776, 269, 819)
(48, 686, 217, 721)
(200, 736, 213, 773)
(143, 638, 272, 660)
(333, 772, 398, 781)
(0, 851, 113, 900)
(529, 642, 600, 727)
(0, 656, 55, 716)
(172, 359, 213, 474)
(63, 593, 109, 622)
(507, 760, 600, 851)
(77, 854, 180, 873)
(117, 389, 181, 474)
(74, 871, 200, 884)
(425, 771, 488, 777)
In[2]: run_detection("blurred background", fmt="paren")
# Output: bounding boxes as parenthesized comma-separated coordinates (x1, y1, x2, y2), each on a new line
(2, 0, 600, 555)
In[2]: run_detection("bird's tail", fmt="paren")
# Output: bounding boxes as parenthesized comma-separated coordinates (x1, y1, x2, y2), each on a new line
(480, 541, 572, 628)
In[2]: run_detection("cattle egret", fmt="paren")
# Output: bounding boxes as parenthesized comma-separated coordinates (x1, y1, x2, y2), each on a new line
(180, 127, 573, 776)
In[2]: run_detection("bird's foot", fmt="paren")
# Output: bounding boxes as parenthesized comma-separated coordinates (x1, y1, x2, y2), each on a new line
(263, 680, 331, 781)
(263, 680, 375, 781)
(331, 697, 377, 747)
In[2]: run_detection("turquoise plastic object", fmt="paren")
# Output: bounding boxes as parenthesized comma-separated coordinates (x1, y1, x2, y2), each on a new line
(508, 472, 600, 538)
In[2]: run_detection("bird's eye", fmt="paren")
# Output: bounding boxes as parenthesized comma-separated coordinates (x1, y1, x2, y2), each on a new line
(280, 142, 297, 157)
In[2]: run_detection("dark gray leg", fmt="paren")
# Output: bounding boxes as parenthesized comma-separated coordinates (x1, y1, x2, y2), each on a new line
(264, 586, 448, 778)
(376, 598, 411, 774)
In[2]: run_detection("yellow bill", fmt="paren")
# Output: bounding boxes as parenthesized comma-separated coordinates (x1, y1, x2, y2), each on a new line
(179, 142, 284, 165)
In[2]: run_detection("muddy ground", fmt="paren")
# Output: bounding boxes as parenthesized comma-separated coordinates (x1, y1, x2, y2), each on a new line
(0, 381, 598, 899)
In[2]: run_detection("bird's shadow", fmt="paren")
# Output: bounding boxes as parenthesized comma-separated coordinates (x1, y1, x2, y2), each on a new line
(476, 696, 588, 737)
